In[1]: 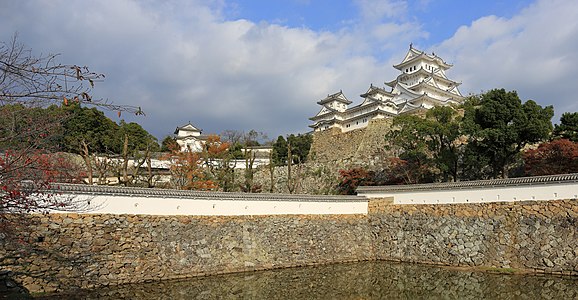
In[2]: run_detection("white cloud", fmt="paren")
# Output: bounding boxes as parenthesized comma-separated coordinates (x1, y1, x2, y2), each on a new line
(1, 0, 421, 140)
(11, 0, 574, 141)
(354, 0, 408, 21)
(435, 0, 578, 117)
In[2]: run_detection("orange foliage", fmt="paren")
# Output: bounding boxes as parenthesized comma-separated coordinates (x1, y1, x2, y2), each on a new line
(523, 139, 578, 176)
(203, 134, 230, 159)
(164, 135, 229, 190)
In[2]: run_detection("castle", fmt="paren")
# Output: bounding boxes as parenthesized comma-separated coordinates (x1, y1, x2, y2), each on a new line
(309, 44, 464, 132)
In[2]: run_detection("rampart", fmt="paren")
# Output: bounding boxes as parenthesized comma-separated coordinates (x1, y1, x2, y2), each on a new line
(1, 179, 577, 294)
(309, 118, 394, 167)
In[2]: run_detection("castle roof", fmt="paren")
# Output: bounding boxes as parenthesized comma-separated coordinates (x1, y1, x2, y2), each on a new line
(360, 84, 395, 98)
(174, 122, 202, 135)
(385, 67, 460, 89)
(309, 105, 339, 121)
(316, 90, 352, 105)
(394, 44, 452, 71)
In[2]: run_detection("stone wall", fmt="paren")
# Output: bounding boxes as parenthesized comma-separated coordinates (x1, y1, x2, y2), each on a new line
(1, 214, 373, 293)
(2, 198, 577, 293)
(309, 118, 394, 168)
(369, 199, 578, 274)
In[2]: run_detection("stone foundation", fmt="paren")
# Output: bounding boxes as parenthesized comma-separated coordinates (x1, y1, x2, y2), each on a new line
(2, 199, 577, 293)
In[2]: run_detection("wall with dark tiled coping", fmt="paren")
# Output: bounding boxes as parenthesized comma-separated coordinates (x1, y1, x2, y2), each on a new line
(358, 173, 578, 204)
(2, 179, 577, 293)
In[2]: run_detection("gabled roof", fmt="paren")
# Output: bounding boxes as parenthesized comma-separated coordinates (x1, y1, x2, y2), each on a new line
(397, 101, 419, 114)
(386, 67, 459, 89)
(360, 84, 395, 98)
(309, 117, 340, 129)
(175, 134, 211, 141)
(309, 105, 339, 121)
(174, 122, 202, 134)
(409, 81, 465, 100)
(394, 82, 422, 98)
(317, 90, 352, 105)
(394, 44, 452, 71)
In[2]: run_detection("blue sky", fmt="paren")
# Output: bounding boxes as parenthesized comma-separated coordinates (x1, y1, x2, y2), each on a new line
(230, 1, 534, 42)
(1, 0, 576, 141)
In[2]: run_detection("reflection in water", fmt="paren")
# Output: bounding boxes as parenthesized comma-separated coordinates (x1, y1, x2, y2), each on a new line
(42, 261, 578, 299)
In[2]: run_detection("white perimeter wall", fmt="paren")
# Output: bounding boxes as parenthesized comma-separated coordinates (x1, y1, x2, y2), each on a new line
(67, 194, 368, 216)
(358, 182, 578, 205)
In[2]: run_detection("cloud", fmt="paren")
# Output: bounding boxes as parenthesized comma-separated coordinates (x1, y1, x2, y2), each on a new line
(1, 0, 421, 140)
(354, 0, 408, 21)
(8, 0, 574, 143)
(434, 0, 578, 117)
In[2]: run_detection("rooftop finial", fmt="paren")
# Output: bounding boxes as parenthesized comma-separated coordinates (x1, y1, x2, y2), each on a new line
(410, 42, 413, 49)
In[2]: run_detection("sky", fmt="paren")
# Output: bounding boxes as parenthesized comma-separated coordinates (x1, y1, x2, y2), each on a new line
(1, 0, 577, 142)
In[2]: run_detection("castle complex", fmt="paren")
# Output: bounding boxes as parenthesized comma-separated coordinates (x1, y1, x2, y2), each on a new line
(309, 44, 464, 132)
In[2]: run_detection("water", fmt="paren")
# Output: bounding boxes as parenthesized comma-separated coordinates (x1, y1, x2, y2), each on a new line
(41, 261, 578, 299)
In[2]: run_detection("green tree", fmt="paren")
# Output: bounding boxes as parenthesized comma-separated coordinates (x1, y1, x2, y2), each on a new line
(425, 106, 463, 182)
(161, 136, 177, 152)
(462, 89, 554, 179)
(61, 103, 120, 154)
(386, 106, 463, 182)
(553, 112, 578, 142)
(272, 135, 288, 165)
(287, 134, 312, 164)
(272, 134, 312, 166)
(1, 34, 141, 244)
(0, 104, 65, 151)
(117, 120, 159, 153)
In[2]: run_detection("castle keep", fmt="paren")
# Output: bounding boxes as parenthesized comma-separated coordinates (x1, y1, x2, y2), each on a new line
(309, 44, 464, 132)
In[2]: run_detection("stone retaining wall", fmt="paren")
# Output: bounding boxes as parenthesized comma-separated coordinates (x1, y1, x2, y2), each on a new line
(1, 214, 373, 293)
(2, 199, 577, 293)
(309, 118, 394, 167)
(369, 200, 578, 274)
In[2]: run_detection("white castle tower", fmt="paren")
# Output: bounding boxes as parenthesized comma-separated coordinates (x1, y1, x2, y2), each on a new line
(309, 44, 464, 132)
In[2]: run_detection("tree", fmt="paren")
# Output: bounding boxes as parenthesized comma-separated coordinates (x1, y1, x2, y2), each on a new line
(60, 104, 120, 184)
(462, 89, 554, 178)
(336, 168, 374, 195)
(1, 34, 143, 114)
(272, 134, 312, 166)
(114, 121, 159, 186)
(388, 106, 463, 183)
(272, 136, 288, 166)
(387, 114, 435, 183)
(160, 136, 177, 152)
(0, 104, 65, 151)
(201, 135, 234, 191)
(237, 130, 266, 193)
(553, 112, 578, 142)
(0, 35, 142, 241)
(167, 143, 217, 191)
(523, 139, 578, 176)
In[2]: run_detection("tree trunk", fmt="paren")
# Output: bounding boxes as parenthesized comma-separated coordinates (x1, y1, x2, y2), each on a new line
(80, 140, 93, 185)
(287, 142, 293, 194)
(268, 150, 275, 193)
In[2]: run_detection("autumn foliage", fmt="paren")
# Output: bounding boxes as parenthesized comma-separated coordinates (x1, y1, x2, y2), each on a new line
(0, 150, 86, 240)
(523, 139, 578, 176)
(336, 168, 374, 195)
(167, 134, 231, 191)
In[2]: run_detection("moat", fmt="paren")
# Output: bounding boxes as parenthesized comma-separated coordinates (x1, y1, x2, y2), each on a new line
(40, 261, 578, 299)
